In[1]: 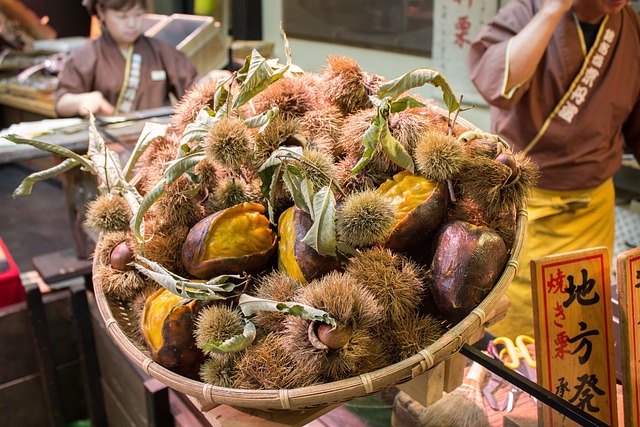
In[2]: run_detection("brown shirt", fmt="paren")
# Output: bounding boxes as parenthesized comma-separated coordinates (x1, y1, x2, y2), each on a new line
(468, 0, 640, 191)
(54, 31, 198, 115)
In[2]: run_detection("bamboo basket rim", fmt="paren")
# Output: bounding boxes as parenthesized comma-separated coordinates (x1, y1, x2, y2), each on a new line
(92, 205, 527, 411)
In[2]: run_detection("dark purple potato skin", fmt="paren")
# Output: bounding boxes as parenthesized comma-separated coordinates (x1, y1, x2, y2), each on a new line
(430, 220, 508, 325)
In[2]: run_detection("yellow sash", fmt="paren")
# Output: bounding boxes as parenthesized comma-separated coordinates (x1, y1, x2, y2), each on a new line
(114, 45, 142, 114)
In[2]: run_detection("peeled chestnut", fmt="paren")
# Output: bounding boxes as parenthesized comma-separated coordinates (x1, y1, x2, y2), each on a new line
(317, 323, 353, 349)
(110, 241, 134, 271)
(496, 152, 519, 185)
(308, 321, 353, 350)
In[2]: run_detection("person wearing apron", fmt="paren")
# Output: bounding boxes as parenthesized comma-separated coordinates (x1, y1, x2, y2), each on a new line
(468, 0, 640, 338)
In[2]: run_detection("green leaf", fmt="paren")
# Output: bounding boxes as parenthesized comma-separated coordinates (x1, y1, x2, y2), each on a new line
(135, 256, 243, 300)
(12, 158, 79, 197)
(123, 122, 168, 181)
(3, 133, 96, 173)
(200, 321, 256, 353)
(350, 110, 383, 174)
(232, 26, 292, 110)
(390, 96, 426, 113)
(180, 121, 211, 148)
(300, 177, 315, 219)
(257, 146, 303, 222)
(243, 106, 279, 129)
(131, 153, 205, 242)
(301, 186, 337, 257)
(379, 120, 415, 173)
(87, 117, 142, 207)
(377, 68, 460, 113)
(213, 78, 231, 114)
(351, 99, 414, 174)
(238, 294, 336, 327)
(282, 166, 310, 215)
(232, 50, 290, 109)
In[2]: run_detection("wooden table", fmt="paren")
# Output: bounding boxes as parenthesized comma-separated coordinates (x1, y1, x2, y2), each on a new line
(0, 107, 173, 165)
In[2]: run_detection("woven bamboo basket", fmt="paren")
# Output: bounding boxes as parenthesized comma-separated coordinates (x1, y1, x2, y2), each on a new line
(92, 207, 527, 412)
(89, 102, 529, 412)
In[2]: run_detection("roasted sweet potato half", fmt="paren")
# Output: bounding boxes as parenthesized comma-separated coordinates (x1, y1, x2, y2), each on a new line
(430, 220, 508, 325)
(277, 206, 342, 283)
(378, 171, 447, 257)
(141, 288, 206, 379)
(182, 202, 277, 279)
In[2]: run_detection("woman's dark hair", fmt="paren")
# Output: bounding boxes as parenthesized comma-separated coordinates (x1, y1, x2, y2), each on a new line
(83, 0, 147, 16)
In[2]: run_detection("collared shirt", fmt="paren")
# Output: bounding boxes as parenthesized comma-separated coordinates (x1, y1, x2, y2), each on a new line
(54, 30, 198, 115)
(468, 0, 640, 191)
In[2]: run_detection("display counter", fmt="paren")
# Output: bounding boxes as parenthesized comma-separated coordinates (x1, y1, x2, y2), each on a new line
(0, 106, 173, 165)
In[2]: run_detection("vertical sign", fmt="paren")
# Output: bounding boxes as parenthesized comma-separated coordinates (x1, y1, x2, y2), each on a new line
(433, 0, 498, 106)
(617, 246, 640, 426)
(531, 247, 618, 426)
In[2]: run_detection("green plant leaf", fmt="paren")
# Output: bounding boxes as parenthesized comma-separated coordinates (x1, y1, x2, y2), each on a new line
(351, 99, 415, 174)
(377, 68, 460, 113)
(12, 158, 79, 197)
(180, 121, 211, 148)
(351, 110, 383, 174)
(232, 50, 290, 109)
(200, 320, 257, 353)
(257, 146, 302, 222)
(243, 106, 279, 129)
(131, 153, 205, 243)
(213, 77, 231, 113)
(300, 177, 315, 219)
(379, 120, 415, 173)
(135, 256, 243, 300)
(282, 166, 311, 215)
(123, 122, 168, 181)
(3, 133, 96, 173)
(238, 294, 336, 327)
(301, 185, 337, 257)
(232, 26, 292, 110)
(87, 117, 142, 206)
(390, 96, 426, 113)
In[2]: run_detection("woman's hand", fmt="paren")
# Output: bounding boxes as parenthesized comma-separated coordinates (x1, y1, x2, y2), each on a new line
(55, 91, 115, 118)
(79, 91, 115, 116)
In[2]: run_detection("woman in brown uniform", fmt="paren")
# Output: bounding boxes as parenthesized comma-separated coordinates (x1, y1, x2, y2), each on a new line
(54, 0, 198, 117)
(468, 0, 640, 338)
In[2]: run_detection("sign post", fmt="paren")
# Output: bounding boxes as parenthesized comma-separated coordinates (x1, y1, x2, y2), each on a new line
(531, 247, 618, 426)
(617, 246, 640, 426)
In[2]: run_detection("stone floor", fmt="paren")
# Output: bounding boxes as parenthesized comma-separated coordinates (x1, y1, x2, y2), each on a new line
(0, 162, 75, 273)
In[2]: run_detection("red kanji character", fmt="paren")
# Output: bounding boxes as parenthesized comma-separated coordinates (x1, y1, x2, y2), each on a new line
(554, 331, 571, 360)
(454, 16, 472, 48)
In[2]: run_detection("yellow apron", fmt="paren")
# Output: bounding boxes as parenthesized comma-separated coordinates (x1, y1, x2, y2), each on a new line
(488, 178, 615, 338)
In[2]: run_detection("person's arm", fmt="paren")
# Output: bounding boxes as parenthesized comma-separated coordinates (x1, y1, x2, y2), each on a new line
(55, 91, 115, 118)
(504, 0, 572, 93)
(0, 0, 56, 40)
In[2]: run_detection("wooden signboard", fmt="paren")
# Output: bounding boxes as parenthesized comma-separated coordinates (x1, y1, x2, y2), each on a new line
(617, 246, 640, 427)
(531, 247, 617, 426)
